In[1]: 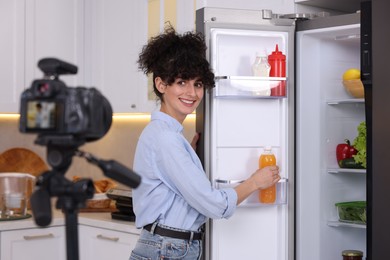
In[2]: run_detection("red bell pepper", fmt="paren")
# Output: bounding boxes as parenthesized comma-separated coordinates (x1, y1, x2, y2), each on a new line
(336, 139, 358, 162)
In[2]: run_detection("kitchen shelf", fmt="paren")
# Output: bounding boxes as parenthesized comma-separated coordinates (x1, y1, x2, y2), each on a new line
(327, 168, 366, 174)
(327, 220, 366, 229)
(214, 178, 288, 207)
(214, 75, 287, 98)
(326, 98, 364, 105)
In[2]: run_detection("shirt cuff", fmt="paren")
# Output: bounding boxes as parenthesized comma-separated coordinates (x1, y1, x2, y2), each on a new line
(221, 188, 237, 219)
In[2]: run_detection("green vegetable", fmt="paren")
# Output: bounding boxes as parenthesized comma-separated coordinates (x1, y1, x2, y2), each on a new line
(353, 121, 366, 168)
(336, 201, 366, 224)
(338, 157, 364, 169)
(359, 208, 367, 223)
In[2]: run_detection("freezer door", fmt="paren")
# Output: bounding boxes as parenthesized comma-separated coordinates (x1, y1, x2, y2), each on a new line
(196, 7, 295, 260)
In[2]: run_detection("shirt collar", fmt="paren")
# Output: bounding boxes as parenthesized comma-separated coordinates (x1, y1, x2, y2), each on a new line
(151, 111, 184, 133)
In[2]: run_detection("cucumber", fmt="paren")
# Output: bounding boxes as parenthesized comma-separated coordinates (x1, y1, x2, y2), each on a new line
(338, 157, 365, 169)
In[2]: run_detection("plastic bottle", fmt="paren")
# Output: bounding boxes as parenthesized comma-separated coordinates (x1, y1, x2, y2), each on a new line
(252, 56, 271, 77)
(268, 44, 286, 96)
(259, 146, 277, 203)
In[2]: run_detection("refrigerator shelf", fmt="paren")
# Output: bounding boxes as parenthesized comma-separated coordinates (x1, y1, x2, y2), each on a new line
(327, 220, 366, 229)
(327, 168, 366, 174)
(214, 76, 287, 98)
(214, 178, 288, 207)
(326, 98, 365, 105)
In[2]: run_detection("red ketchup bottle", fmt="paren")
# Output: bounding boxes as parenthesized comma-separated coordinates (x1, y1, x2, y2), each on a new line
(268, 44, 286, 96)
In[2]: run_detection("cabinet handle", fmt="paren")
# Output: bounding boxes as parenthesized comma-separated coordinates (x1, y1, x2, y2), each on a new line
(23, 233, 54, 240)
(96, 234, 119, 242)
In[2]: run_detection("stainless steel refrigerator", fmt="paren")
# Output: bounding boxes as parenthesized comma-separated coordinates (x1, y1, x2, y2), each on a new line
(196, 3, 375, 259)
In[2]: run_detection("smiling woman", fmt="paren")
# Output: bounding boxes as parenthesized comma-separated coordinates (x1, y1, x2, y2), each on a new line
(129, 25, 280, 260)
(130, 26, 216, 260)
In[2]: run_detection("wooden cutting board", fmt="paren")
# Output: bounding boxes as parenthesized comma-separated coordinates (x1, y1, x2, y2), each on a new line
(0, 147, 49, 177)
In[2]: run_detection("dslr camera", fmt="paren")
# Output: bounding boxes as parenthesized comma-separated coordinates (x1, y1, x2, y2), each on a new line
(19, 58, 112, 142)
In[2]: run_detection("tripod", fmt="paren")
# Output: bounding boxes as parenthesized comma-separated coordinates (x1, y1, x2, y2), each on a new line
(30, 135, 141, 260)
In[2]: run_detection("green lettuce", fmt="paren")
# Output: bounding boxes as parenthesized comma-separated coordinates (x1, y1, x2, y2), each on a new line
(353, 121, 366, 168)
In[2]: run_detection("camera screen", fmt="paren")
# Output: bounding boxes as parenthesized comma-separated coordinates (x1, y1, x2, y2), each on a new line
(26, 101, 57, 130)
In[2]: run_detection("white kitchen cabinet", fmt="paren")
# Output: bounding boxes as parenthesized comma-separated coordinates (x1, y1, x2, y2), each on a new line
(1, 0, 210, 113)
(79, 224, 139, 260)
(1, 0, 152, 113)
(0, 0, 84, 113)
(0, 226, 66, 260)
(85, 0, 157, 113)
(0, 0, 26, 112)
(24, 0, 85, 87)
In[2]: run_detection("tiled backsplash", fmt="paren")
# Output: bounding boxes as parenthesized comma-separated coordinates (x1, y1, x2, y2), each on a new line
(0, 115, 196, 188)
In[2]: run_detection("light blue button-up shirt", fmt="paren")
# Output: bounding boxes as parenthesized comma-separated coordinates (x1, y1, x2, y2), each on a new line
(132, 111, 237, 231)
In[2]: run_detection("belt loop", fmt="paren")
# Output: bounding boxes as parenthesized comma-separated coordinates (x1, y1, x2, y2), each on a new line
(189, 231, 194, 243)
(150, 222, 157, 234)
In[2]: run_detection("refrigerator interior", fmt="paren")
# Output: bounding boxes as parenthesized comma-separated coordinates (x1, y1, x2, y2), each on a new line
(207, 27, 293, 260)
(296, 23, 366, 260)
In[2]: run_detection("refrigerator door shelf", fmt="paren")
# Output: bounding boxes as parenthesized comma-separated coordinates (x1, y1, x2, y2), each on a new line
(215, 76, 287, 98)
(214, 178, 288, 206)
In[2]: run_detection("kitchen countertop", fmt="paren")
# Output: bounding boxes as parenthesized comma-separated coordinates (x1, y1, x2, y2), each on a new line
(0, 209, 141, 235)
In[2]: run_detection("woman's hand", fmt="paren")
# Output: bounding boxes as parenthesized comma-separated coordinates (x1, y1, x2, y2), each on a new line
(251, 165, 280, 190)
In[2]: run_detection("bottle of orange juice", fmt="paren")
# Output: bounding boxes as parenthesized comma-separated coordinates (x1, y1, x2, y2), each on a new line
(259, 146, 277, 203)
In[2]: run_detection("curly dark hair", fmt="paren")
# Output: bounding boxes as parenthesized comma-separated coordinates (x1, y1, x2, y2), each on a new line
(137, 25, 215, 101)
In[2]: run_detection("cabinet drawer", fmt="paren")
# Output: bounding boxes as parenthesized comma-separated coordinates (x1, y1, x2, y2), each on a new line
(79, 225, 139, 260)
(0, 226, 66, 260)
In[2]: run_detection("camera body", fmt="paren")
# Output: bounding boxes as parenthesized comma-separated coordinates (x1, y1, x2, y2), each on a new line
(19, 58, 112, 142)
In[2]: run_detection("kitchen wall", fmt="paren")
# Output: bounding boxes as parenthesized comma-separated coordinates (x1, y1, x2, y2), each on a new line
(0, 115, 196, 188)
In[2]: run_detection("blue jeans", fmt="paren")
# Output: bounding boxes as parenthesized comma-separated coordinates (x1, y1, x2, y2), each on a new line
(130, 229, 202, 260)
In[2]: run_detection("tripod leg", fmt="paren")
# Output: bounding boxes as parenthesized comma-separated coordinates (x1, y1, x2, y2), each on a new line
(64, 208, 79, 260)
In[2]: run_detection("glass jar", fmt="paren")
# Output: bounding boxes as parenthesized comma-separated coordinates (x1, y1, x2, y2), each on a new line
(342, 250, 363, 260)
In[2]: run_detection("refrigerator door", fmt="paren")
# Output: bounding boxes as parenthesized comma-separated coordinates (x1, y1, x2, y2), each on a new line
(296, 13, 366, 260)
(196, 8, 295, 260)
